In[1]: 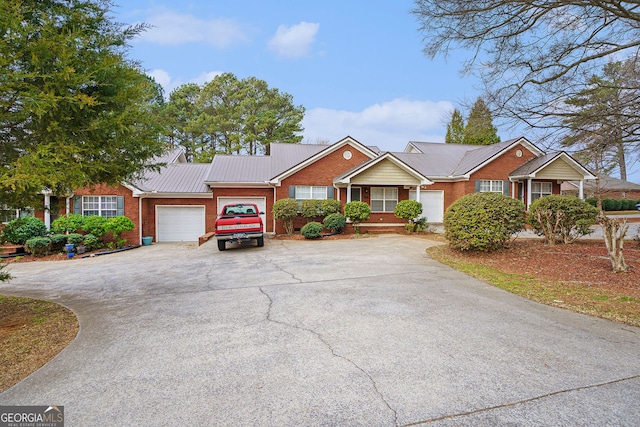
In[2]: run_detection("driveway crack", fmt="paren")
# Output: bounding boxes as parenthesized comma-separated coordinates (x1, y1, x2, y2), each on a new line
(258, 287, 398, 426)
(262, 255, 302, 283)
(400, 374, 640, 426)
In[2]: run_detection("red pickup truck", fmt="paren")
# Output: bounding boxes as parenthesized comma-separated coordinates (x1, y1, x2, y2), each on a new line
(214, 203, 264, 251)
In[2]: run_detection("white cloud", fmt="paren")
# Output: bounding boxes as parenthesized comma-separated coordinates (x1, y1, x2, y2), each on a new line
(139, 12, 249, 47)
(148, 69, 224, 97)
(268, 22, 320, 58)
(301, 98, 453, 151)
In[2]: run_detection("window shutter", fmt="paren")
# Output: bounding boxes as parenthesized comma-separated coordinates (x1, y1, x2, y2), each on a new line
(503, 181, 510, 196)
(474, 181, 481, 193)
(289, 186, 296, 199)
(326, 187, 334, 199)
(73, 196, 82, 214)
(116, 196, 124, 216)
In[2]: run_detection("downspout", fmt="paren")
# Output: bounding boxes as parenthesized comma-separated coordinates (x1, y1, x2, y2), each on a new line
(138, 194, 145, 245)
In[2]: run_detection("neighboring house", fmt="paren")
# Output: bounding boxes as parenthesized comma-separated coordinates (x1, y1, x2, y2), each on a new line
(34, 135, 595, 242)
(561, 175, 640, 200)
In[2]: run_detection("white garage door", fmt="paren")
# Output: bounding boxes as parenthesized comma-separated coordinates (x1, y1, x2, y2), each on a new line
(409, 190, 444, 223)
(217, 197, 267, 225)
(156, 206, 205, 242)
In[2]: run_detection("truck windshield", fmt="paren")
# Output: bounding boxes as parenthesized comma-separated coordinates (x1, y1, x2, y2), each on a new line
(223, 205, 256, 215)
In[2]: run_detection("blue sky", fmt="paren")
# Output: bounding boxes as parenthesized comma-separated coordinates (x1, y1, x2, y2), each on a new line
(113, 0, 483, 152)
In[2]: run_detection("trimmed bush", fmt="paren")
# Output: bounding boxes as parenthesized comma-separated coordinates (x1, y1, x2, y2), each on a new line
(301, 222, 323, 239)
(527, 195, 598, 245)
(82, 215, 107, 238)
(82, 234, 101, 251)
(394, 200, 423, 232)
(104, 216, 135, 247)
(444, 192, 525, 252)
(25, 236, 52, 257)
(272, 198, 299, 235)
(66, 233, 84, 245)
(1, 217, 48, 245)
(51, 213, 84, 234)
(344, 201, 371, 234)
(320, 199, 341, 216)
(50, 234, 68, 252)
(323, 213, 346, 233)
(301, 199, 322, 221)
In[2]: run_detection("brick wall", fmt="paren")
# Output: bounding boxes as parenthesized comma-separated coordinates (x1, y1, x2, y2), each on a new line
(73, 184, 140, 244)
(142, 197, 216, 239)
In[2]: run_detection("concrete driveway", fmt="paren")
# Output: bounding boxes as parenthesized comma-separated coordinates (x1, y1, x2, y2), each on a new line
(1, 235, 639, 426)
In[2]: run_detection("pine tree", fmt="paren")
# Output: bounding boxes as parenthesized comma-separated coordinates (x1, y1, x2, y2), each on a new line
(462, 98, 500, 145)
(445, 109, 465, 144)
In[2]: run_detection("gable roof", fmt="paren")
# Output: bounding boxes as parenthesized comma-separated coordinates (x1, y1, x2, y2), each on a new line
(126, 148, 212, 196)
(510, 151, 595, 180)
(268, 136, 379, 185)
(564, 175, 640, 191)
(334, 152, 433, 185)
(402, 137, 544, 178)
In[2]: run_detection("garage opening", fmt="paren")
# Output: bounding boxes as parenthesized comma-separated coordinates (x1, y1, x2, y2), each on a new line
(156, 206, 205, 242)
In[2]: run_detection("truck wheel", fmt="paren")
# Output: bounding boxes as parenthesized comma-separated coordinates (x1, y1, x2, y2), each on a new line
(256, 236, 264, 247)
(217, 240, 226, 251)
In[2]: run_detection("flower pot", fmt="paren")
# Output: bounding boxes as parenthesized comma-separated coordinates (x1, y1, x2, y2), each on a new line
(76, 245, 86, 254)
(67, 252, 74, 259)
(65, 243, 75, 252)
(142, 236, 153, 246)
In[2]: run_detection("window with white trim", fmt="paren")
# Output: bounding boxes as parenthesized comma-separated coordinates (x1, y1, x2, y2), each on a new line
(477, 180, 504, 193)
(82, 196, 118, 218)
(1, 207, 33, 223)
(294, 186, 328, 200)
(371, 187, 398, 212)
(531, 182, 553, 201)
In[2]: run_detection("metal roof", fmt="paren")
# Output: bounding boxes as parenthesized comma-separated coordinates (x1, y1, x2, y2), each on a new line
(132, 163, 212, 193)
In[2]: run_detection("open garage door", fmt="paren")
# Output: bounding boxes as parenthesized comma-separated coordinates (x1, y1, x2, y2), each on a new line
(217, 197, 267, 226)
(156, 206, 205, 242)
(409, 190, 444, 223)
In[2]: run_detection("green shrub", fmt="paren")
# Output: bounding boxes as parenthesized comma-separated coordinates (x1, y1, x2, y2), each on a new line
(320, 199, 341, 216)
(622, 199, 637, 210)
(51, 213, 84, 234)
(50, 234, 68, 252)
(104, 216, 135, 247)
(0, 261, 11, 282)
(66, 233, 84, 245)
(272, 198, 299, 235)
(301, 199, 322, 221)
(527, 195, 598, 245)
(301, 222, 323, 239)
(1, 217, 48, 245)
(323, 213, 346, 233)
(81, 215, 107, 238)
(444, 192, 525, 252)
(344, 201, 371, 234)
(585, 198, 597, 208)
(24, 236, 52, 257)
(82, 234, 101, 251)
(394, 200, 423, 232)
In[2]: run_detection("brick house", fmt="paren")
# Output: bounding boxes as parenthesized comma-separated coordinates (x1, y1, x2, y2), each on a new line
(35, 135, 595, 242)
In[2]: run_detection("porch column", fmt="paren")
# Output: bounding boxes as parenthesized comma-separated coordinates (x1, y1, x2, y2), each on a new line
(415, 185, 421, 203)
(346, 184, 352, 203)
(43, 192, 51, 230)
(579, 180, 584, 199)
(527, 178, 532, 209)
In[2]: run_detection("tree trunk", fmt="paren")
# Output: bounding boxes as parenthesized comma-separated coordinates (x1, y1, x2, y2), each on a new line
(598, 213, 628, 272)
